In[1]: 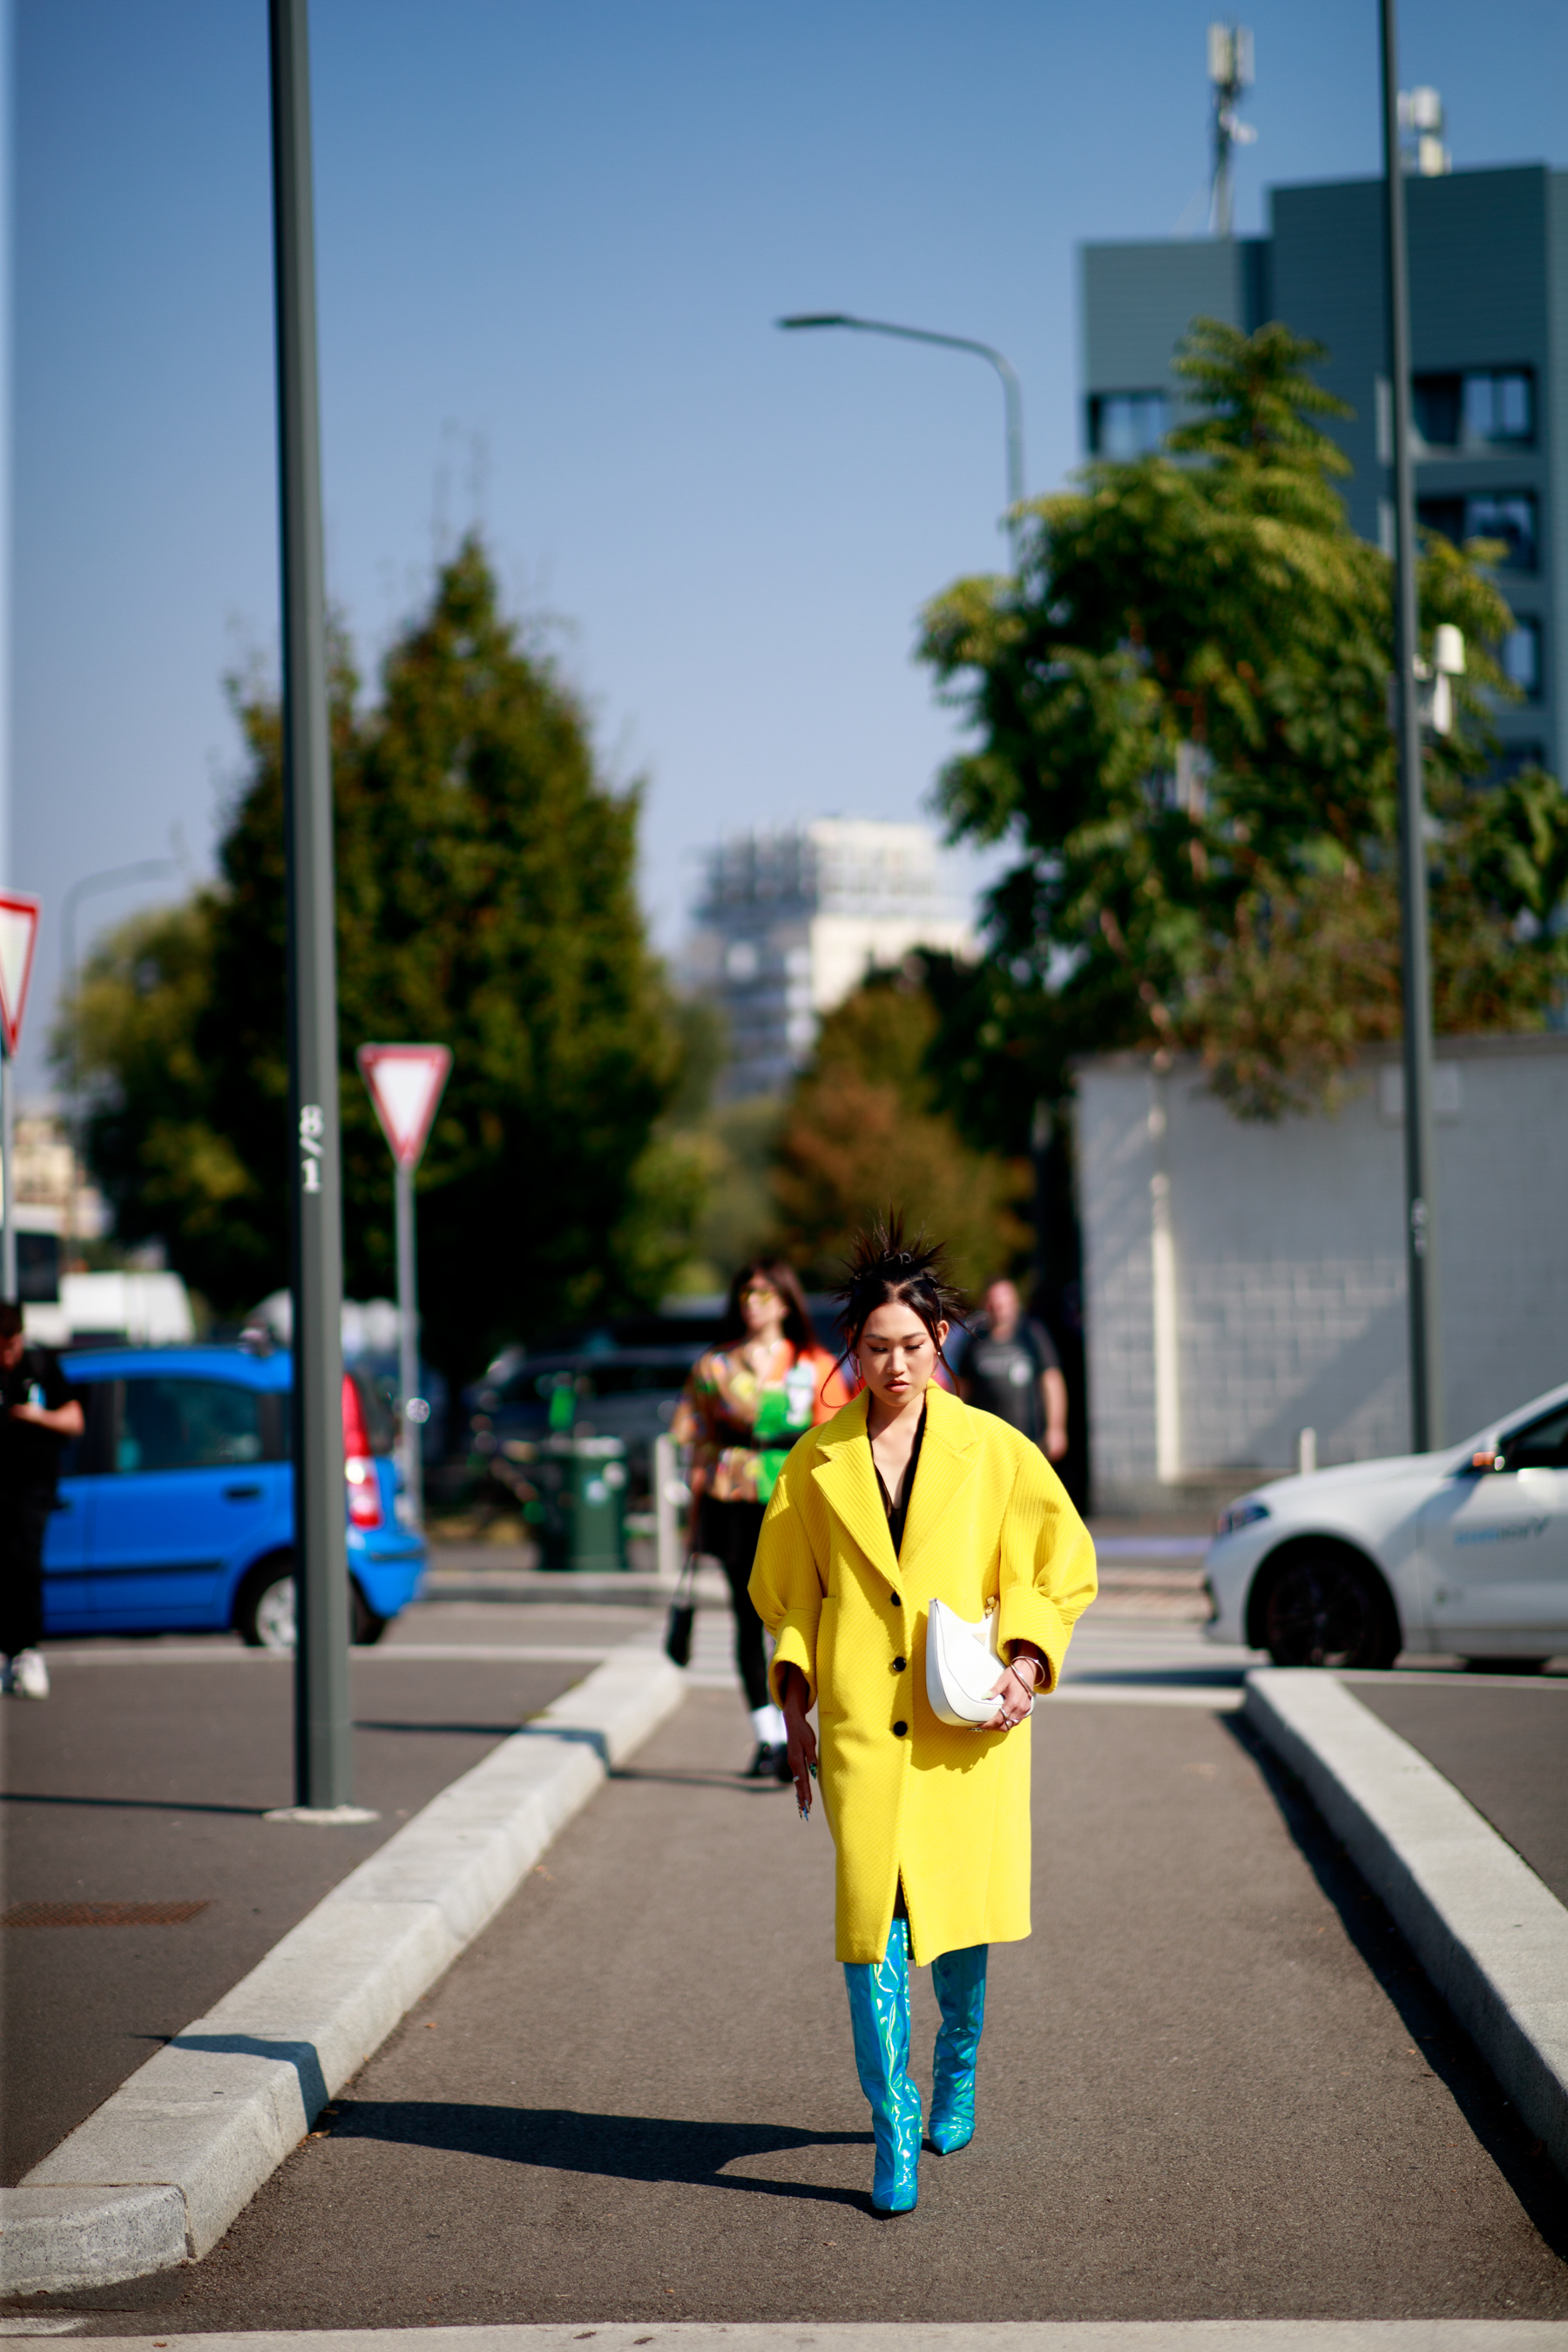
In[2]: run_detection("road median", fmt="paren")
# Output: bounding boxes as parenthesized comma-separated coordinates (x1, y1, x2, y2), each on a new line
(1, 1646, 686, 2301)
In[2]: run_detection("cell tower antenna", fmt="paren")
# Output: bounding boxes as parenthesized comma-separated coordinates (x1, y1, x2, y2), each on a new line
(1208, 22, 1256, 237)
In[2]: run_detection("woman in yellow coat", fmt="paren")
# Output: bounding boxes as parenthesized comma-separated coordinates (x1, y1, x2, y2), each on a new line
(749, 1225, 1096, 2215)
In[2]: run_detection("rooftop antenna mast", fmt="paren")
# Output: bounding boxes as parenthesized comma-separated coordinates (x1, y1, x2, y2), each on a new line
(1208, 22, 1255, 237)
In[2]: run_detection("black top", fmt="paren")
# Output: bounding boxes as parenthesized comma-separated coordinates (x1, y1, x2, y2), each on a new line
(869, 1403, 927, 1559)
(952, 1315, 1060, 1444)
(0, 1344, 78, 1501)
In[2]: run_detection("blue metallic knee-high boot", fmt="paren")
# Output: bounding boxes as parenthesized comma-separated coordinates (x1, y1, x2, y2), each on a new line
(928, 1943, 988, 2155)
(843, 1917, 922, 2213)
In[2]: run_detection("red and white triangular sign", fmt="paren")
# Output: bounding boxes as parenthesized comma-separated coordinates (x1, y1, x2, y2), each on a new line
(0, 893, 41, 1059)
(356, 1043, 452, 1170)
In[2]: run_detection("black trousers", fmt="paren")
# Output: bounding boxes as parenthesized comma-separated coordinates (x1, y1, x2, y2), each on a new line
(0, 1493, 50, 1657)
(700, 1497, 770, 1714)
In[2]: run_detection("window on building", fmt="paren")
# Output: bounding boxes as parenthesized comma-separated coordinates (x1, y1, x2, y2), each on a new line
(1499, 618, 1542, 700)
(1463, 368, 1534, 446)
(1418, 490, 1537, 571)
(1088, 391, 1171, 459)
(1412, 368, 1534, 449)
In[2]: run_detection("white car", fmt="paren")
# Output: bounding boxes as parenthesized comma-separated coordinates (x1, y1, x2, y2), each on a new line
(1203, 1380, 1568, 1673)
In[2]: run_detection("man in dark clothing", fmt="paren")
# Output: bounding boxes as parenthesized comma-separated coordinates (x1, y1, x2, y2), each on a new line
(954, 1278, 1069, 1462)
(0, 1300, 84, 1699)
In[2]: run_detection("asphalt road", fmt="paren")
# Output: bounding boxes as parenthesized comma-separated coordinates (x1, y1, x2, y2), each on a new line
(100, 1666, 1567, 2330)
(1, 1603, 648, 2183)
(1348, 1672, 1568, 1905)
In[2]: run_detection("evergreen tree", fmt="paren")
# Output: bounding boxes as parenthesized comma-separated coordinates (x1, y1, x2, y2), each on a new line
(66, 540, 700, 1375)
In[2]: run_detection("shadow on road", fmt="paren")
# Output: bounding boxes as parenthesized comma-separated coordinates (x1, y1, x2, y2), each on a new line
(1, 1789, 267, 1818)
(1227, 1711, 1568, 2262)
(326, 2101, 869, 2206)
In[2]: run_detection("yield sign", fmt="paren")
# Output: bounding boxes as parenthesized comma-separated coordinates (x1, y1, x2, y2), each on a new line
(0, 893, 41, 1059)
(356, 1043, 452, 1170)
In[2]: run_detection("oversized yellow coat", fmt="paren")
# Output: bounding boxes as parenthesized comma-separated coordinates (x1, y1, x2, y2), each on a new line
(748, 1382, 1097, 1967)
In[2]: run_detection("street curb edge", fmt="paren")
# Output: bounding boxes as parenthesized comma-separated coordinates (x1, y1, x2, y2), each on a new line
(1243, 1667, 1568, 2184)
(0, 1649, 687, 2298)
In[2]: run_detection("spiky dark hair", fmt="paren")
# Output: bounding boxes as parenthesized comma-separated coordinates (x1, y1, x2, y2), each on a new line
(833, 1213, 968, 1348)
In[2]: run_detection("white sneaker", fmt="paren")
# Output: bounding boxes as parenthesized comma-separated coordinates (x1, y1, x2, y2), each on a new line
(11, 1649, 50, 1700)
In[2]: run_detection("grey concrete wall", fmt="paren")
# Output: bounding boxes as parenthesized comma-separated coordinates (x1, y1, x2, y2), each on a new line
(1077, 1035, 1568, 1513)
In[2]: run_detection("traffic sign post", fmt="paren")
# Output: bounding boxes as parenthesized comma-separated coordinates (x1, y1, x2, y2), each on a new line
(356, 1044, 451, 1531)
(0, 892, 42, 1301)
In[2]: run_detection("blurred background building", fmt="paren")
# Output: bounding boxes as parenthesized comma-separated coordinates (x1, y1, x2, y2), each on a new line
(1080, 152, 1565, 783)
(684, 816, 971, 1098)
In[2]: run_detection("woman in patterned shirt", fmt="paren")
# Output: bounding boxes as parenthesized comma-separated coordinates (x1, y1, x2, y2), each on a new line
(672, 1258, 849, 1780)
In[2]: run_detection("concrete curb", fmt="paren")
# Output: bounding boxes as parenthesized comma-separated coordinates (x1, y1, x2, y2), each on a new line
(15, 2324, 1568, 2349)
(0, 1648, 686, 2300)
(1244, 1667, 1568, 2184)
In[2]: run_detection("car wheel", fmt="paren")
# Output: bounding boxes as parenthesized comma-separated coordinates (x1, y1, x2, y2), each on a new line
(235, 1565, 387, 1651)
(350, 1579, 389, 1646)
(1259, 1546, 1399, 1671)
(237, 1562, 297, 1652)
(1463, 1655, 1548, 1676)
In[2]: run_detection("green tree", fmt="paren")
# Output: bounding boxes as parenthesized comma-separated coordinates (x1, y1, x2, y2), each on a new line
(64, 539, 700, 1376)
(920, 318, 1568, 1118)
(767, 970, 1031, 1295)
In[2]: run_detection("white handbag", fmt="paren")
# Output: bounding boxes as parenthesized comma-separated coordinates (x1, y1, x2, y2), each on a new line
(925, 1595, 1027, 1727)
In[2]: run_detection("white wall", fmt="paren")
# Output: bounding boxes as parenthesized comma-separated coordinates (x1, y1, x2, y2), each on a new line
(1077, 1035, 1568, 1511)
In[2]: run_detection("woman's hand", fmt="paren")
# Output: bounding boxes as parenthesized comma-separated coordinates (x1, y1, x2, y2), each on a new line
(978, 1647, 1044, 1734)
(778, 1664, 819, 1816)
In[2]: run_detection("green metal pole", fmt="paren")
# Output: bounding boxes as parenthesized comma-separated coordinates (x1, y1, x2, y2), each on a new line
(270, 0, 353, 1804)
(1379, 0, 1443, 1452)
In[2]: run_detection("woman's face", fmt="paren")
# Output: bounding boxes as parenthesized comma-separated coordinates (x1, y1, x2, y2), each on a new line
(738, 1277, 784, 1337)
(855, 1301, 948, 1410)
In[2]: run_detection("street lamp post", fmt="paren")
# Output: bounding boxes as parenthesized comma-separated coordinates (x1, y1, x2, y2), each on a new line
(776, 313, 1026, 567)
(1379, 0, 1443, 1454)
(270, 0, 356, 1813)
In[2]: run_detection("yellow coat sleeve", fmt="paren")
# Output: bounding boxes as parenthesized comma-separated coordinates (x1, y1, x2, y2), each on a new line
(994, 1444, 1097, 1693)
(747, 1447, 828, 1710)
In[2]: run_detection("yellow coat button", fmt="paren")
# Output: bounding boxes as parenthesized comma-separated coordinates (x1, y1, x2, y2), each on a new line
(893, 1720, 908, 1737)
(892, 1656, 907, 1673)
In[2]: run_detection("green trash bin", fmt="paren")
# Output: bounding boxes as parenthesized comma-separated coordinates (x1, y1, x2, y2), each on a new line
(533, 1434, 626, 1571)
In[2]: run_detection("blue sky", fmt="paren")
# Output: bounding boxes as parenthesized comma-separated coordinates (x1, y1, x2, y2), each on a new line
(6, 0, 1566, 1091)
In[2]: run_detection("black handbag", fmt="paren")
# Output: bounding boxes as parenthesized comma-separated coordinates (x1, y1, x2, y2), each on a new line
(664, 1551, 700, 1668)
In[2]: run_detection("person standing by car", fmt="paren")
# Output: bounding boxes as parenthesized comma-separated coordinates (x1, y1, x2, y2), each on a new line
(0, 1301, 84, 1699)
(672, 1259, 848, 1780)
(953, 1276, 1068, 1463)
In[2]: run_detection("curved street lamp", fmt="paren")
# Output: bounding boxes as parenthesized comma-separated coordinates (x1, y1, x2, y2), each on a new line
(777, 311, 1026, 566)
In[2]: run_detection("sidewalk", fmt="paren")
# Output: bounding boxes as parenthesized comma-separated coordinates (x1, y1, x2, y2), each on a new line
(1, 1604, 648, 2186)
(71, 1679, 1566, 2328)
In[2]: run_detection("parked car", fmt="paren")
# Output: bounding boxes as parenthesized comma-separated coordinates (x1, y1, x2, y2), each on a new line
(464, 1342, 704, 1507)
(1203, 1380, 1568, 1672)
(42, 1342, 425, 1649)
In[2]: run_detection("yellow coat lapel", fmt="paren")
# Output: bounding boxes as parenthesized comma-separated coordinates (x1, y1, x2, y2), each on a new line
(898, 1384, 983, 1586)
(811, 1393, 899, 1585)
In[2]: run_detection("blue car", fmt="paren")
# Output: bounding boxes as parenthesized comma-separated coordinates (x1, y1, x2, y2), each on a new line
(42, 1342, 425, 1648)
